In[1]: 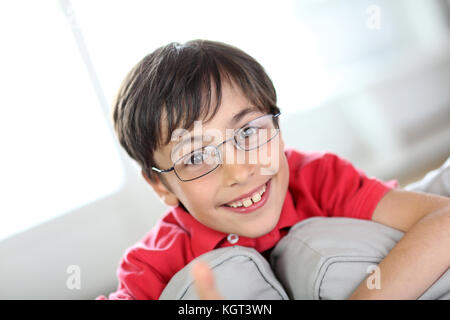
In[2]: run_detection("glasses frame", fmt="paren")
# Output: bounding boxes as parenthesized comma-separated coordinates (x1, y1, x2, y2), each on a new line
(151, 112, 281, 182)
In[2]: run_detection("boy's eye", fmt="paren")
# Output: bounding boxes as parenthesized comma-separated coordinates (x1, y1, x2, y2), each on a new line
(239, 126, 258, 139)
(184, 150, 207, 166)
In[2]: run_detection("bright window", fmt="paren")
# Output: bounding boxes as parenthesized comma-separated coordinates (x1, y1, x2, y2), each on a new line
(0, 1, 125, 241)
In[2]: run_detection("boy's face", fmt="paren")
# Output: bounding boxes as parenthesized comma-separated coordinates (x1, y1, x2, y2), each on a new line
(144, 81, 289, 238)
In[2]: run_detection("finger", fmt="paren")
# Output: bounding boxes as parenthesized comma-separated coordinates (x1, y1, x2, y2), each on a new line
(191, 260, 223, 300)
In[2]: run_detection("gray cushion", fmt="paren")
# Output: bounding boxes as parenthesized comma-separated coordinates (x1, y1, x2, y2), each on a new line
(270, 217, 450, 300)
(159, 245, 289, 300)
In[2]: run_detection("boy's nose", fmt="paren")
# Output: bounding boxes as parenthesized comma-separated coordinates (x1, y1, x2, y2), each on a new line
(222, 162, 256, 187)
(220, 142, 256, 186)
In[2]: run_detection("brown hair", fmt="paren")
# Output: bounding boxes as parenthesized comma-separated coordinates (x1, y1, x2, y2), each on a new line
(111, 39, 280, 183)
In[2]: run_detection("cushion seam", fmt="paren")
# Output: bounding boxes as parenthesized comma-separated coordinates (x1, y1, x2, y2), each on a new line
(276, 235, 326, 299)
(316, 256, 382, 300)
(278, 235, 383, 299)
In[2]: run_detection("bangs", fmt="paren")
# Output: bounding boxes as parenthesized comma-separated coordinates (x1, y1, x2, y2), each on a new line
(159, 41, 279, 147)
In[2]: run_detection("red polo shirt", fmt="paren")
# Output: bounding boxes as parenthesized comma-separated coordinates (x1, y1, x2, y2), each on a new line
(97, 148, 397, 300)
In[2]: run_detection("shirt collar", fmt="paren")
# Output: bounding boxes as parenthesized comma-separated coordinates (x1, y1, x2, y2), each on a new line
(171, 205, 228, 257)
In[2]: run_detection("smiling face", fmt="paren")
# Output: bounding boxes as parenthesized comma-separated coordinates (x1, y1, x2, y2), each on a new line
(143, 81, 289, 238)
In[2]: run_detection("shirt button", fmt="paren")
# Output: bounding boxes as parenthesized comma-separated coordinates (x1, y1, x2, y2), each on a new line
(227, 233, 239, 244)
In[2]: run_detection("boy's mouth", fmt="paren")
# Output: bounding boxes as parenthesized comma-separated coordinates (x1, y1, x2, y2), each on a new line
(220, 179, 271, 213)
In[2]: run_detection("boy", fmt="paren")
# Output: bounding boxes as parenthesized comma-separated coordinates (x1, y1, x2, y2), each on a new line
(98, 40, 450, 300)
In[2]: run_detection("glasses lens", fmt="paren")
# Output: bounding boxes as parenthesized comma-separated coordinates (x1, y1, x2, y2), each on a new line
(235, 114, 279, 150)
(173, 114, 280, 181)
(174, 145, 220, 181)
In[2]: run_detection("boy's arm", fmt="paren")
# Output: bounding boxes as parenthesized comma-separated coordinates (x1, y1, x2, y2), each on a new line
(349, 189, 450, 299)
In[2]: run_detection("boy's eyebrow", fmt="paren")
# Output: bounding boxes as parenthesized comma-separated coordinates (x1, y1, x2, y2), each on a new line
(170, 106, 261, 159)
(227, 106, 261, 126)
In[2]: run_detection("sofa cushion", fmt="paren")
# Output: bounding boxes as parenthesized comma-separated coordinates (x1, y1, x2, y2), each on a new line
(159, 245, 289, 300)
(270, 217, 450, 299)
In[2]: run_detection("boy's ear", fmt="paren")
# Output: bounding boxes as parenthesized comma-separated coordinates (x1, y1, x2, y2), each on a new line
(141, 169, 180, 208)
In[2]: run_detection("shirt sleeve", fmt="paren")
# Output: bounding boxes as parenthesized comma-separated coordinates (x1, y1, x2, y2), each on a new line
(95, 216, 194, 301)
(314, 153, 398, 220)
(95, 246, 169, 300)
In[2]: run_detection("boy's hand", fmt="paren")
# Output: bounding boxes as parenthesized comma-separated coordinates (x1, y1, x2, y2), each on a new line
(191, 260, 223, 300)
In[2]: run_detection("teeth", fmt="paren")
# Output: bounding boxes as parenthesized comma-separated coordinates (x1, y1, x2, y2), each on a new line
(226, 182, 267, 208)
(242, 199, 253, 207)
(252, 192, 261, 202)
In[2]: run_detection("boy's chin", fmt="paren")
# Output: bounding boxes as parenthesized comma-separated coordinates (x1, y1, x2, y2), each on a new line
(238, 217, 280, 239)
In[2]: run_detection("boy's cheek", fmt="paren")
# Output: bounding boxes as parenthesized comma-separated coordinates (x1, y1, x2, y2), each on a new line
(259, 136, 283, 176)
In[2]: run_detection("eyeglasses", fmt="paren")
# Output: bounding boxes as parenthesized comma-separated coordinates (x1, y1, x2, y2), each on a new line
(151, 112, 281, 182)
